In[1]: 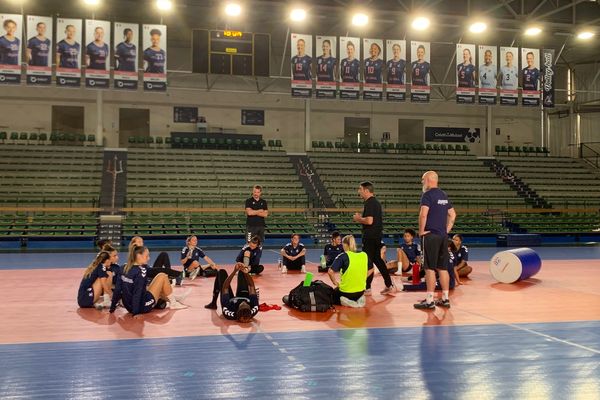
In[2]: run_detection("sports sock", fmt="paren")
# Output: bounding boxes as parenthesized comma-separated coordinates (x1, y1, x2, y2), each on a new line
(442, 291, 449, 301)
(426, 292, 434, 303)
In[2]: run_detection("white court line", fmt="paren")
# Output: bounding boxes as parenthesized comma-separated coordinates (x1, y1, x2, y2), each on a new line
(460, 309, 600, 355)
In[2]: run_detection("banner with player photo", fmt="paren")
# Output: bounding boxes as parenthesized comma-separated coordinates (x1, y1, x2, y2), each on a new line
(56, 18, 83, 87)
(114, 22, 139, 90)
(456, 43, 476, 104)
(363, 38, 383, 101)
(339, 36, 361, 100)
(542, 48, 555, 108)
(410, 41, 430, 103)
(290, 33, 312, 98)
(0, 14, 23, 84)
(521, 48, 540, 107)
(478, 45, 498, 105)
(26, 16, 52, 85)
(499, 47, 518, 105)
(143, 24, 167, 92)
(385, 40, 406, 101)
(315, 36, 337, 99)
(85, 20, 111, 89)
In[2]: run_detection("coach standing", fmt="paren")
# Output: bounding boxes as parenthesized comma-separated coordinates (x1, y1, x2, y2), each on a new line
(353, 181, 397, 295)
(414, 171, 457, 310)
(245, 185, 268, 244)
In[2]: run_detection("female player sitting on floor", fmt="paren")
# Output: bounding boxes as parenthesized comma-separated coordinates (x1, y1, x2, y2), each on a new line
(78, 248, 118, 309)
(236, 236, 264, 275)
(204, 263, 259, 323)
(128, 236, 184, 285)
(320, 231, 344, 272)
(181, 235, 218, 280)
(280, 233, 307, 274)
(452, 234, 472, 281)
(110, 245, 189, 317)
(327, 235, 374, 308)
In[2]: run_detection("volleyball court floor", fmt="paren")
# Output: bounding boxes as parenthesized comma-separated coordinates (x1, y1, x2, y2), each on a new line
(1, 246, 599, 399)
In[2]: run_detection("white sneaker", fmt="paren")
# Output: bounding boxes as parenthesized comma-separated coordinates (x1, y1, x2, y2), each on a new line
(340, 296, 365, 308)
(175, 288, 192, 302)
(364, 288, 372, 296)
(168, 300, 188, 310)
(94, 301, 105, 310)
(188, 268, 200, 281)
(301, 265, 306, 273)
(380, 284, 399, 296)
(356, 295, 366, 307)
(281, 266, 287, 274)
(171, 279, 176, 288)
(393, 270, 403, 276)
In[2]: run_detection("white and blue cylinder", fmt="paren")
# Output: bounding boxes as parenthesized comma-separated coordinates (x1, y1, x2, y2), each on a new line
(490, 248, 542, 283)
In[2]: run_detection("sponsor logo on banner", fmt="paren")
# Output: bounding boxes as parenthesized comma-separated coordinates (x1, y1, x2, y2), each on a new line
(542, 49, 555, 108)
(425, 127, 481, 143)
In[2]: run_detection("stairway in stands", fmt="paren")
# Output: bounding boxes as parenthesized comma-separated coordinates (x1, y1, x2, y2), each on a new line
(289, 155, 335, 208)
(485, 159, 550, 209)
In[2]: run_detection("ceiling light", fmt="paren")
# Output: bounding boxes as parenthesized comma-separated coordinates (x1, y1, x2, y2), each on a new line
(577, 30, 594, 39)
(290, 8, 307, 22)
(524, 26, 542, 36)
(469, 22, 487, 33)
(412, 16, 430, 31)
(225, 2, 242, 17)
(156, 0, 172, 11)
(352, 13, 369, 26)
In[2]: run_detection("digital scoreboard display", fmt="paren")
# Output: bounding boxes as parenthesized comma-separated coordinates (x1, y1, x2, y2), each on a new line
(192, 29, 270, 77)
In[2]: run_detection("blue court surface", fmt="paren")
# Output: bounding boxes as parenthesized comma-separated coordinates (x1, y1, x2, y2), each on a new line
(1, 321, 599, 399)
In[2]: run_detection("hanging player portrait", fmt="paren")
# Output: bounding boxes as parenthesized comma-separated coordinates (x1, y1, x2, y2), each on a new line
(315, 35, 337, 99)
(85, 19, 111, 89)
(499, 46, 519, 106)
(0, 13, 23, 84)
(56, 18, 82, 87)
(142, 24, 167, 92)
(363, 38, 383, 101)
(25, 15, 52, 85)
(456, 43, 476, 104)
(290, 33, 312, 98)
(114, 22, 138, 90)
(410, 41, 430, 103)
(478, 45, 498, 105)
(339, 36, 361, 100)
(521, 47, 541, 107)
(386, 39, 406, 101)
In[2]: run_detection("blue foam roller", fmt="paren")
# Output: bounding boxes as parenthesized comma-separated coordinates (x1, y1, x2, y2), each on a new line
(490, 247, 542, 283)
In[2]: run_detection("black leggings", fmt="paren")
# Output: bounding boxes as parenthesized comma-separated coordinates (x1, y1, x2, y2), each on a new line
(333, 288, 364, 305)
(283, 256, 305, 270)
(363, 238, 393, 289)
(147, 252, 182, 280)
(212, 269, 250, 306)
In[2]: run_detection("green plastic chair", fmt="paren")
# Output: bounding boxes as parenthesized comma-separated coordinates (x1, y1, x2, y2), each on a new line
(165, 136, 172, 145)
(155, 136, 163, 145)
(87, 134, 95, 143)
(275, 139, 282, 148)
(191, 137, 199, 148)
(128, 136, 136, 145)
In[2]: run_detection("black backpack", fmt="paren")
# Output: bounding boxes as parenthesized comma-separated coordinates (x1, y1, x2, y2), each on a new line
(283, 280, 334, 312)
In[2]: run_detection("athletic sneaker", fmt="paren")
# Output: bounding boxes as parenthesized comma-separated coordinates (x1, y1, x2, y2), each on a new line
(301, 265, 306, 274)
(380, 285, 398, 296)
(281, 266, 287, 274)
(168, 300, 188, 310)
(188, 268, 200, 281)
(364, 288, 372, 296)
(175, 288, 192, 303)
(170, 279, 176, 288)
(435, 298, 451, 308)
(340, 297, 360, 308)
(413, 300, 435, 310)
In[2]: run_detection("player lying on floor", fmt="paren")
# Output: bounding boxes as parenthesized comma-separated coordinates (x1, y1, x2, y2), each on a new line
(204, 263, 259, 323)
(110, 245, 190, 317)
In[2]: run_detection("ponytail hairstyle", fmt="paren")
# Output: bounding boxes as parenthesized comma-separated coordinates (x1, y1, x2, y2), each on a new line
(83, 251, 111, 278)
(101, 243, 116, 253)
(342, 235, 357, 252)
(125, 245, 148, 274)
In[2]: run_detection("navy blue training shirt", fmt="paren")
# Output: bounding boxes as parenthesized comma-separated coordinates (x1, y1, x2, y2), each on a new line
(400, 242, 421, 263)
(283, 242, 305, 257)
(110, 264, 150, 315)
(421, 188, 453, 237)
(181, 246, 206, 262)
(455, 245, 469, 265)
(324, 243, 344, 265)
(236, 245, 262, 266)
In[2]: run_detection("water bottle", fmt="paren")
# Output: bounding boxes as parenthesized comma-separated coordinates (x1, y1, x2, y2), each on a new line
(412, 263, 421, 285)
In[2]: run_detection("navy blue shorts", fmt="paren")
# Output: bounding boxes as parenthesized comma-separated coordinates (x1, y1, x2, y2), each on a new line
(78, 287, 95, 308)
(141, 291, 157, 313)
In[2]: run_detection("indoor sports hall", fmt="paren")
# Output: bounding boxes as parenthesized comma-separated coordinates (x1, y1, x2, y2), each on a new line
(1, 0, 599, 399)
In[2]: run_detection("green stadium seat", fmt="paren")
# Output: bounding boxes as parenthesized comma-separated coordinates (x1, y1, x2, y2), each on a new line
(396, 143, 406, 153)
(275, 139, 282, 148)
(192, 137, 199, 148)
(29, 132, 38, 142)
(312, 140, 319, 149)
(440, 144, 447, 153)
(268, 139, 275, 149)
(426, 144, 433, 153)
(495, 145, 501, 155)
(507, 146, 514, 155)
(350, 142, 358, 151)
(128, 136, 136, 145)
(326, 141, 334, 151)
(217, 138, 226, 149)
(40, 133, 48, 142)
(447, 144, 455, 154)
(146, 136, 154, 145)
(155, 136, 163, 145)
(10, 132, 18, 142)
(462, 144, 469, 154)
(50, 132, 58, 142)
(66, 133, 76, 143)
(340, 142, 349, 151)
(87, 134, 95, 143)
(542, 146, 550, 156)
(226, 138, 233, 149)
(500, 145, 507, 153)
(19, 132, 28, 142)
(259, 139, 266, 150)
(433, 144, 440, 153)
(165, 136, 172, 145)
(182, 137, 190, 147)
(200, 137, 208, 148)
(136, 136, 145, 145)
(372, 142, 380, 151)
(78, 133, 86, 143)
(210, 138, 217, 148)
(173, 136, 182, 148)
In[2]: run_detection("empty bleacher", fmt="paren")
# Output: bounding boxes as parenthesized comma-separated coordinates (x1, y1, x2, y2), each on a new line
(509, 212, 600, 233)
(309, 152, 526, 209)
(499, 156, 600, 207)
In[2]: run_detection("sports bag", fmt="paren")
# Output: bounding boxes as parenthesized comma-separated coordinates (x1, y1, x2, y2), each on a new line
(283, 280, 334, 312)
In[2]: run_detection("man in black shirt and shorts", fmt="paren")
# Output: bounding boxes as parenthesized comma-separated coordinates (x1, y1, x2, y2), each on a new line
(245, 185, 268, 244)
(353, 181, 397, 295)
(414, 171, 457, 310)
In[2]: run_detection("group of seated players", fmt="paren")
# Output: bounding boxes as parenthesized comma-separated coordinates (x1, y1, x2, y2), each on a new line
(77, 229, 471, 322)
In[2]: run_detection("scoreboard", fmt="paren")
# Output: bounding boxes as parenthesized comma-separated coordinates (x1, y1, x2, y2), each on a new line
(192, 29, 270, 77)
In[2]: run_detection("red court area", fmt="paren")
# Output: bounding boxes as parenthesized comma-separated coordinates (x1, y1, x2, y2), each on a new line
(1, 260, 599, 345)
